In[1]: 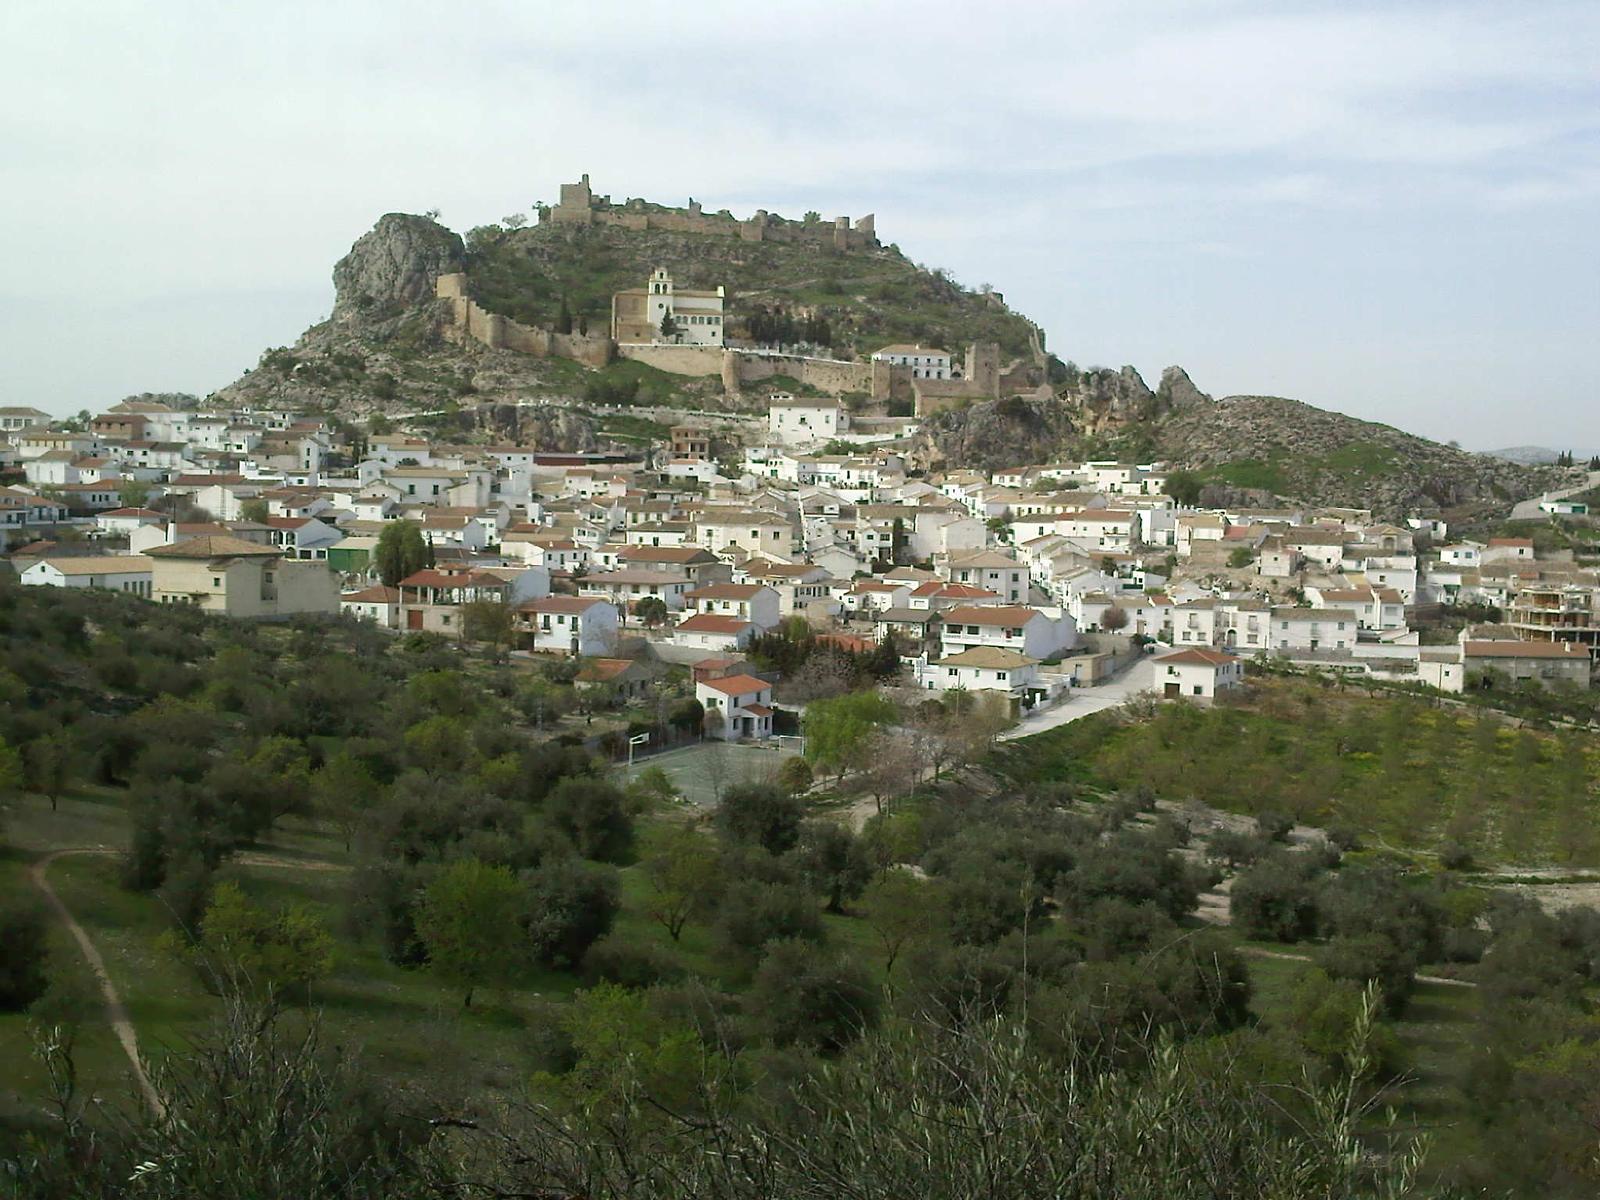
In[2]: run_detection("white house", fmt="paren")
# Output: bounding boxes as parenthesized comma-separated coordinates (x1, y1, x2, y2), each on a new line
(1306, 585, 1407, 632)
(20, 555, 152, 596)
(518, 596, 620, 657)
(673, 613, 757, 652)
(1156, 648, 1244, 699)
(579, 569, 693, 615)
(339, 584, 401, 628)
(939, 550, 1030, 604)
(917, 645, 1045, 702)
(696, 673, 775, 741)
(938, 604, 1078, 660)
(768, 397, 845, 446)
(682, 583, 781, 632)
(1271, 607, 1357, 652)
(870, 344, 952, 380)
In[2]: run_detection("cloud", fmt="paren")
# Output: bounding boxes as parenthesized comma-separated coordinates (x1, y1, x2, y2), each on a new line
(0, 0, 1596, 445)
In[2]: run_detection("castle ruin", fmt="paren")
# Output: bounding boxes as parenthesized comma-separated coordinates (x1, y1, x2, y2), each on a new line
(546, 175, 878, 252)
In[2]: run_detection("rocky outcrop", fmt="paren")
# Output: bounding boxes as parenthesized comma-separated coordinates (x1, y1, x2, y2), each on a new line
(1155, 366, 1211, 411)
(1059, 365, 1160, 434)
(332, 214, 465, 323)
(914, 395, 1078, 472)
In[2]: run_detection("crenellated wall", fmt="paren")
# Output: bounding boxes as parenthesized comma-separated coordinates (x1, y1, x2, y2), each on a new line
(548, 175, 877, 251)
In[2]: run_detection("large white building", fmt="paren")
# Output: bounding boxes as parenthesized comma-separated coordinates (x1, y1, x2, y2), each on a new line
(768, 396, 845, 446)
(871, 344, 952, 380)
(612, 268, 725, 346)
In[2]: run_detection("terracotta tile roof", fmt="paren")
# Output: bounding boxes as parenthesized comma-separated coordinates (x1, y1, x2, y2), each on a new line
(699, 673, 771, 696)
(686, 584, 767, 600)
(676, 613, 753, 635)
(1462, 640, 1589, 659)
(942, 605, 1042, 626)
(341, 585, 400, 603)
(1158, 648, 1239, 667)
(933, 646, 1039, 669)
(145, 535, 280, 559)
(575, 658, 639, 682)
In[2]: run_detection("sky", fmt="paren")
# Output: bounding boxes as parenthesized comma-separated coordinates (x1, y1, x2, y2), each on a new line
(2, 0, 1596, 450)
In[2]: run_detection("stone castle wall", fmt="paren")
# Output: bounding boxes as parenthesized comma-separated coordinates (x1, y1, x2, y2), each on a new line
(731, 353, 872, 396)
(617, 343, 872, 396)
(438, 273, 612, 367)
(548, 175, 877, 251)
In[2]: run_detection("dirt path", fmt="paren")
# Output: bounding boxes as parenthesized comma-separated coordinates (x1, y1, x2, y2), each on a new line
(1237, 945, 1476, 989)
(27, 848, 165, 1117)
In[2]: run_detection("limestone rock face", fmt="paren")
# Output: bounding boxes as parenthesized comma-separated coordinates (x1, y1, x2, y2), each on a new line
(1155, 365, 1211, 410)
(332, 214, 465, 321)
(915, 395, 1077, 472)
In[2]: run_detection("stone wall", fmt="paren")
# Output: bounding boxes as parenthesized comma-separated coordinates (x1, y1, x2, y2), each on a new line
(616, 344, 871, 395)
(441, 271, 871, 393)
(616, 343, 727, 378)
(438, 273, 612, 367)
(547, 175, 877, 251)
(733, 353, 871, 396)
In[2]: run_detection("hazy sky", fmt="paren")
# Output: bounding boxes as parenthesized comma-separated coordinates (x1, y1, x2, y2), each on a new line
(3, 0, 1596, 449)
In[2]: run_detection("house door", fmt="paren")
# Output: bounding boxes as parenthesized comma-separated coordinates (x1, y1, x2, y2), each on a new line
(407, 609, 424, 630)
(1164, 682, 1180, 698)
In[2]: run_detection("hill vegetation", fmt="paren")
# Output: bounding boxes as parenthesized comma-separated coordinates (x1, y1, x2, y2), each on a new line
(461, 218, 1042, 362)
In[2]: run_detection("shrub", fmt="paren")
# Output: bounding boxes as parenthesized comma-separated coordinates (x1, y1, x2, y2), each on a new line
(1256, 812, 1295, 843)
(0, 900, 49, 1011)
(582, 933, 686, 989)
(1231, 855, 1320, 943)
(1314, 933, 1415, 1015)
(1437, 840, 1474, 871)
(748, 940, 879, 1054)
(716, 782, 805, 856)
(522, 857, 621, 969)
(719, 880, 823, 962)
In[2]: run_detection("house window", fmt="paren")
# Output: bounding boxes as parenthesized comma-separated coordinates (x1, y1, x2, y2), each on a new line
(212, 577, 221, 588)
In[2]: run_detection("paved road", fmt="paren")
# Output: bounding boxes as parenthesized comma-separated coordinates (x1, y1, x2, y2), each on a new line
(1509, 470, 1600, 521)
(999, 657, 1157, 741)
(28, 848, 165, 1117)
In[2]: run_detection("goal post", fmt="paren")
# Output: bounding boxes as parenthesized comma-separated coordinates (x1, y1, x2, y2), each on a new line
(776, 734, 806, 755)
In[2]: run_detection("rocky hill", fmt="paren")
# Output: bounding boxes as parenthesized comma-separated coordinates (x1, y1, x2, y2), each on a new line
(209, 205, 1043, 435)
(918, 365, 1561, 517)
(210, 201, 1560, 514)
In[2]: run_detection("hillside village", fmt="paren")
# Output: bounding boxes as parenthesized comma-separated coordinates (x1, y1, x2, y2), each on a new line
(3, 347, 1595, 722)
(0, 180, 1595, 720)
(10, 172, 1600, 1200)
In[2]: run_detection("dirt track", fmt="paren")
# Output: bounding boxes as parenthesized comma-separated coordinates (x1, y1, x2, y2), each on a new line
(27, 848, 164, 1116)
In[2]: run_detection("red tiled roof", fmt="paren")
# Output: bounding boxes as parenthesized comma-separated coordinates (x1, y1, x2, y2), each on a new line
(686, 583, 766, 600)
(699, 673, 771, 696)
(676, 613, 753, 635)
(1158, 648, 1238, 667)
(942, 605, 1042, 626)
(341, 586, 400, 603)
(398, 569, 505, 588)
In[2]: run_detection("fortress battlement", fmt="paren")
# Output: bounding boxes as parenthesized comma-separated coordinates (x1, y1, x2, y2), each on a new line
(544, 175, 878, 251)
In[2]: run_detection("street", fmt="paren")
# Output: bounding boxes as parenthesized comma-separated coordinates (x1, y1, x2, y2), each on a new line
(999, 656, 1157, 741)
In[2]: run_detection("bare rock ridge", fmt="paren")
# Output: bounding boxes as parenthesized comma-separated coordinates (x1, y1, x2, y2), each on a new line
(331, 214, 464, 321)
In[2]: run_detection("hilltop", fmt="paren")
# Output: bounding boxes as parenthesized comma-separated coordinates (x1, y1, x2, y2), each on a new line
(211, 187, 1042, 426)
(207, 183, 1559, 513)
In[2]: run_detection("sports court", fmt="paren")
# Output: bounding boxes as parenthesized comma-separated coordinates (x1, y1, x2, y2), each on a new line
(621, 740, 802, 807)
